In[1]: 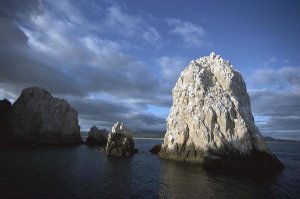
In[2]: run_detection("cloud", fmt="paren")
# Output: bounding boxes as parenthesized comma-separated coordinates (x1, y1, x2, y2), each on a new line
(262, 57, 278, 67)
(250, 67, 300, 89)
(104, 5, 161, 44)
(0, 0, 42, 20)
(69, 97, 166, 131)
(158, 56, 188, 90)
(0, 0, 168, 132)
(249, 66, 300, 139)
(166, 18, 209, 47)
(0, 0, 160, 97)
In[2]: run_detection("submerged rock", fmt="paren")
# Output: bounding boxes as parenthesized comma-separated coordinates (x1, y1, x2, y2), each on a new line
(159, 53, 284, 170)
(149, 144, 161, 154)
(11, 87, 82, 144)
(86, 126, 108, 146)
(106, 122, 136, 156)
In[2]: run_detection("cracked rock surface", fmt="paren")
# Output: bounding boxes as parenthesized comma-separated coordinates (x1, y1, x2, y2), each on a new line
(159, 53, 284, 170)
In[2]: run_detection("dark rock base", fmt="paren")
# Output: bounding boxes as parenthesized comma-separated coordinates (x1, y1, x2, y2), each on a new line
(86, 137, 107, 147)
(159, 146, 284, 171)
(149, 144, 161, 154)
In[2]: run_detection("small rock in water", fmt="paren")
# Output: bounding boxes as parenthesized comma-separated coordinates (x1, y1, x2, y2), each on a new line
(86, 126, 108, 146)
(149, 144, 161, 154)
(106, 122, 137, 156)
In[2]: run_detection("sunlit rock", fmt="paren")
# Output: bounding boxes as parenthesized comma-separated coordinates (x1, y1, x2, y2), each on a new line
(159, 53, 284, 170)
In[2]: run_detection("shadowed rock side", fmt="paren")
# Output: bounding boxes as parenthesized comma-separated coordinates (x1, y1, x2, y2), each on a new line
(86, 126, 108, 146)
(0, 99, 15, 145)
(11, 87, 82, 144)
(150, 144, 161, 154)
(106, 122, 137, 156)
(159, 53, 284, 170)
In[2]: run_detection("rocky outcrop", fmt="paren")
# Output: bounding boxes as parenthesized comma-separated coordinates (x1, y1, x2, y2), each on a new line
(106, 122, 137, 156)
(86, 126, 108, 146)
(159, 53, 284, 170)
(11, 87, 82, 144)
(149, 144, 161, 154)
(0, 99, 15, 145)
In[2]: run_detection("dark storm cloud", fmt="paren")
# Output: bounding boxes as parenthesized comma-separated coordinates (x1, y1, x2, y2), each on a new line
(0, 0, 42, 19)
(0, 0, 161, 99)
(70, 98, 132, 122)
(69, 98, 165, 131)
(0, 0, 169, 131)
(251, 90, 300, 117)
(249, 67, 300, 139)
(0, 18, 28, 46)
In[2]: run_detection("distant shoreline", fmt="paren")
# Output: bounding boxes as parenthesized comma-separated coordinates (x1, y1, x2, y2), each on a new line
(263, 136, 300, 143)
(133, 137, 163, 140)
(81, 135, 163, 140)
(81, 135, 299, 142)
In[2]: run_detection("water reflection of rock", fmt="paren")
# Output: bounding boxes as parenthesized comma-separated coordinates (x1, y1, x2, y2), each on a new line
(159, 159, 280, 198)
(159, 160, 213, 198)
(101, 157, 134, 198)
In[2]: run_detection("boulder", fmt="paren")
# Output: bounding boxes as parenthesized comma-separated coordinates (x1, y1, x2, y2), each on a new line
(106, 122, 136, 156)
(11, 87, 82, 144)
(159, 53, 284, 170)
(149, 144, 161, 154)
(86, 126, 108, 146)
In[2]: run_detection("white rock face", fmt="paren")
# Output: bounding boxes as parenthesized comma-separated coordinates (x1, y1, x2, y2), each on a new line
(159, 53, 283, 169)
(111, 121, 132, 134)
(12, 87, 82, 144)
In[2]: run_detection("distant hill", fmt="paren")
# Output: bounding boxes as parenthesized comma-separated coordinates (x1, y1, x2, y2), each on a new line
(81, 130, 165, 138)
(133, 130, 165, 138)
(263, 136, 299, 143)
(82, 131, 299, 142)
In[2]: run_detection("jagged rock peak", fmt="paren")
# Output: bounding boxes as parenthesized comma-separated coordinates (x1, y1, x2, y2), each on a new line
(21, 87, 52, 96)
(112, 121, 132, 136)
(106, 122, 136, 156)
(86, 126, 108, 146)
(88, 126, 109, 137)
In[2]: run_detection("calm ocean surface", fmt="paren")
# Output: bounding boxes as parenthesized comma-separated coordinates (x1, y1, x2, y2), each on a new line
(0, 139, 299, 199)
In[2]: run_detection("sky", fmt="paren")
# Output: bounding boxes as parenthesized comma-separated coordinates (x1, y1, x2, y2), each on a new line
(0, 0, 300, 139)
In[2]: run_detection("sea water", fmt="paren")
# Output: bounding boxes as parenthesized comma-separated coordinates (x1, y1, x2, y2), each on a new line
(0, 139, 299, 199)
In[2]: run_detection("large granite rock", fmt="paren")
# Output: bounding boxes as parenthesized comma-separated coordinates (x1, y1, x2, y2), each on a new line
(0, 99, 15, 145)
(11, 87, 82, 144)
(86, 126, 108, 146)
(159, 53, 284, 170)
(106, 122, 136, 156)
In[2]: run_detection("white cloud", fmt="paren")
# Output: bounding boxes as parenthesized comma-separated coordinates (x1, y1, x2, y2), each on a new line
(166, 18, 209, 47)
(262, 57, 278, 67)
(158, 56, 187, 83)
(104, 5, 161, 44)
